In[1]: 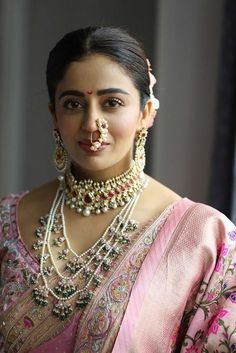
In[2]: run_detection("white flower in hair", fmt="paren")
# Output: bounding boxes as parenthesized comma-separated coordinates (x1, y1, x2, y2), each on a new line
(146, 59, 159, 128)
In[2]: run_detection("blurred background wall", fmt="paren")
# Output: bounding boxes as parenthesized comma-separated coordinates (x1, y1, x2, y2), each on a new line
(0, 0, 156, 192)
(0, 0, 235, 220)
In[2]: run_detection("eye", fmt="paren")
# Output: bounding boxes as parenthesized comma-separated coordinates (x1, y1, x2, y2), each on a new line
(104, 97, 124, 108)
(63, 98, 84, 110)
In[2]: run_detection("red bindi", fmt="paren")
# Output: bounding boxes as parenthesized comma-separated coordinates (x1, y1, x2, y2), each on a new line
(86, 90, 93, 95)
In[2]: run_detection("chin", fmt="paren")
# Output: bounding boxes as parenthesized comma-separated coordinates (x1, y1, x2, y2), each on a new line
(71, 154, 132, 177)
(70, 146, 132, 175)
(71, 159, 114, 173)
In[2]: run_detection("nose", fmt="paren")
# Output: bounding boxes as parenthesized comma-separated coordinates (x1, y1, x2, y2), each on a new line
(81, 107, 99, 134)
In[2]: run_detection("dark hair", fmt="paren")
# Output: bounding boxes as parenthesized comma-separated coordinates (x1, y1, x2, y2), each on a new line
(46, 26, 150, 109)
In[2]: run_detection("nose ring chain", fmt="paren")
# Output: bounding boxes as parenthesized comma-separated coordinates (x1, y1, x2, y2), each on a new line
(90, 118, 109, 151)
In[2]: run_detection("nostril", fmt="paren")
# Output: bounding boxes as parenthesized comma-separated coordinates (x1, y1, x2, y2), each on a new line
(90, 131, 100, 142)
(81, 116, 99, 132)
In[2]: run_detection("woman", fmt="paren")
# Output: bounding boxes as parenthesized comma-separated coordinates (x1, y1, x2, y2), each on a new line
(0, 26, 236, 353)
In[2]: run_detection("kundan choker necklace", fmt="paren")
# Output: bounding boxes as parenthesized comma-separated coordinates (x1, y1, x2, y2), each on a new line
(30, 172, 148, 321)
(64, 161, 144, 216)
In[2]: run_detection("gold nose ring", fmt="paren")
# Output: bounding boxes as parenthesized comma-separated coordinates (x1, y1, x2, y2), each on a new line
(90, 118, 109, 151)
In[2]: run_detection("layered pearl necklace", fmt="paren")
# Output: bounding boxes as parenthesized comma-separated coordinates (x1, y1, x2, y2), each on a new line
(31, 168, 147, 320)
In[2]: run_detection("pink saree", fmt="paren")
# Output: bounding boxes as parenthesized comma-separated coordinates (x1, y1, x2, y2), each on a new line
(1, 194, 236, 352)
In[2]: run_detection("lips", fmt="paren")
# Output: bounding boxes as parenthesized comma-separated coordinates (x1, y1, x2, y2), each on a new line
(78, 139, 109, 153)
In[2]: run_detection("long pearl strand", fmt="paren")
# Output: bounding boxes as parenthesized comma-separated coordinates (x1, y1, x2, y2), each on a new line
(33, 173, 148, 311)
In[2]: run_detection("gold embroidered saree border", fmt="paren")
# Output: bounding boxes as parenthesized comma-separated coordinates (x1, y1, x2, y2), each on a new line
(73, 205, 175, 352)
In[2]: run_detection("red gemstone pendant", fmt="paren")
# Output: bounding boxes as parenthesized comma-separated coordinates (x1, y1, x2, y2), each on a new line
(84, 194, 92, 204)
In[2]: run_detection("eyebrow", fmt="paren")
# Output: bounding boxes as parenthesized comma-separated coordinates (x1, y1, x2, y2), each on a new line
(59, 90, 84, 99)
(58, 88, 130, 100)
(97, 88, 130, 96)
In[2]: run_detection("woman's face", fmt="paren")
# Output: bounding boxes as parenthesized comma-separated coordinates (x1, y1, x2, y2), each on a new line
(51, 54, 151, 179)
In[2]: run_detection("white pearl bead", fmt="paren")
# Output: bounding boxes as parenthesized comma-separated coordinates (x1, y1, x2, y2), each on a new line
(58, 175, 64, 181)
(83, 208, 91, 217)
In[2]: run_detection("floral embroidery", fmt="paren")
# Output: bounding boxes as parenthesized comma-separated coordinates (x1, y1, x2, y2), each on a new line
(207, 308, 228, 334)
(0, 195, 37, 314)
(181, 229, 236, 352)
(109, 274, 130, 302)
(229, 230, 236, 241)
(184, 330, 204, 349)
(207, 289, 215, 301)
(23, 316, 34, 329)
(88, 306, 110, 336)
(229, 291, 236, 303)
(185, 346, 199, 353)
(215, 243, 229, 273)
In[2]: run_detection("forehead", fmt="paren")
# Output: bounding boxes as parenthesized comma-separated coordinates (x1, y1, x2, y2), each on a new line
(56, 54, 138, 94)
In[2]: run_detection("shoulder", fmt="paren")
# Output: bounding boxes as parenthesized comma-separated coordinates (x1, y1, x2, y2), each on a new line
(145, 175, 182, 205)
(171, 198, 236, 265)
(182, 199, 235, 234)
(18, 179, 59, 212)
(146, 174, 234, 230)
(0, 180, 58, 240)
(139, 175, 182, 221)
(17, 179, 59, 232)
(145, 175, 235, 247)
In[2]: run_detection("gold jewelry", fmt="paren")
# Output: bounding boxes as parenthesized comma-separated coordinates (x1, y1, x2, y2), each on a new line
(90, 117, 109, 151)
(53, 129, 69, 173)
(134, 127, 148, 171)
(31, 175, 147, 320)
(64, 161, 144, 216)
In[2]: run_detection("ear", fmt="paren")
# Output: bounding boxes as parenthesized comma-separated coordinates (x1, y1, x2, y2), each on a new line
(138, 99, 155, 129)
(48, 103, 58, 128)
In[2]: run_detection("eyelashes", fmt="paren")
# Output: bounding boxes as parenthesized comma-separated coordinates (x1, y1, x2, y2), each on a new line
(104, 97, 124, 108)
(62, 99, 83, 110)
(62, 97, 125, 111)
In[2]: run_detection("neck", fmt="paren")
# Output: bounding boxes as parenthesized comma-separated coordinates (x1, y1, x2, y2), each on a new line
(70, 159, 133, 182)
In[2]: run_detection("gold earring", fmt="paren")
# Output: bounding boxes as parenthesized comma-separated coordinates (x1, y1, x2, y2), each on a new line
(134, 127, 148, 171)
(53, 129, 68, 173)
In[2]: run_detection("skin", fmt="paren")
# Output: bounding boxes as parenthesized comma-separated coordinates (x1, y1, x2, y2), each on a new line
(50, 54, 152, 180)
(18, 54, 181, 271)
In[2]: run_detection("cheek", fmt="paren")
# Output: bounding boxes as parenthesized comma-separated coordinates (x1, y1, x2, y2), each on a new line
(57, 119, 80, 139)
(113, 122, 135, 140)
(110, 111, 139, 140)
